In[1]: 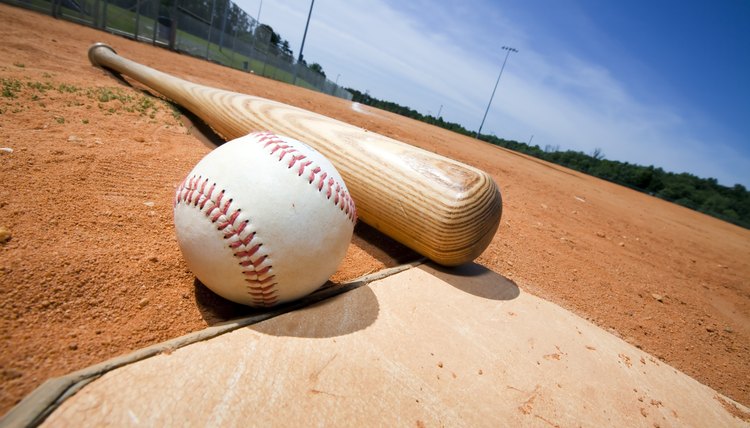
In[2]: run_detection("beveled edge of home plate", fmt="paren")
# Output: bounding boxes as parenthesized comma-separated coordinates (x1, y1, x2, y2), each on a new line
(0, 259, 425, 428)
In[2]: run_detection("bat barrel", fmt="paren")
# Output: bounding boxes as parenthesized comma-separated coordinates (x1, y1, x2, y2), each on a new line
(88, 43, 502, 266)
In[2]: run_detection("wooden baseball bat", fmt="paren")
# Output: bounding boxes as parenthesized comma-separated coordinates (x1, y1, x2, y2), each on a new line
(88, 43, 502, 266)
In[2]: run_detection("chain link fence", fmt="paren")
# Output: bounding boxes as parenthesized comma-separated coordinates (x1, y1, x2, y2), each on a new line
(2, 0, 352, 100)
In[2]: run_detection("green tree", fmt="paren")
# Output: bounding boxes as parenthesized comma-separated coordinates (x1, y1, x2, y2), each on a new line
(309, 63, 326, 78)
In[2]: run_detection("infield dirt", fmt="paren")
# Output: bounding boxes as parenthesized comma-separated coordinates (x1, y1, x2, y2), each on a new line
(1, 3, 749, 417)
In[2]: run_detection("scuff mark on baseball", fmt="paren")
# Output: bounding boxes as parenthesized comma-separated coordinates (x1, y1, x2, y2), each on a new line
(173, 132, 356, 307)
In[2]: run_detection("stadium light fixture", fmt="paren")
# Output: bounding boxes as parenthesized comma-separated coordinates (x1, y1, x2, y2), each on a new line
(475, 45, 518, 139)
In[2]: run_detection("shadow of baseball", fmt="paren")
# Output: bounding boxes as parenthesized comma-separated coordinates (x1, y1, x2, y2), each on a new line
(249, 285, 380, 338)
(193, 278, 260, 325)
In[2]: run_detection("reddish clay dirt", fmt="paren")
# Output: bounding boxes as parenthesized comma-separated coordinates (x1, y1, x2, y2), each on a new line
(1, 4, 749, 415)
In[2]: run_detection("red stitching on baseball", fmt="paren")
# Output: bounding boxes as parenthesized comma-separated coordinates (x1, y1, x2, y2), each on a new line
(326, 178, 334, 199)
(230, 232, 255, 248)
(298, 160, 313, 176)
(249, 265, 272, 276)
(175, 176, 278, 307)
(317, 172, 328, 191)
(199, 183, 215, 209)
(254, 131, 357, 223)
(287, 153, 306, 169)
(234, 243, 262, 259)
(308, 166, 321, 183)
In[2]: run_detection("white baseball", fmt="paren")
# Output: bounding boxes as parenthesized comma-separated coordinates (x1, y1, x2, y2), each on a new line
(173, 131, 356, 307)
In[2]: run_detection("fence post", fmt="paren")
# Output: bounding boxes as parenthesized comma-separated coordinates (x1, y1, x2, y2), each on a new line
(230, 27, 237, 67)
(101, 0, 108, 29)
(219, 0, 228, 52)
(134, 0, 141, 41)
(169, 0, 178, 50)
(206, 0, 215, 59)
(150, 0, 158, 45)
(92, 0, 99, 27)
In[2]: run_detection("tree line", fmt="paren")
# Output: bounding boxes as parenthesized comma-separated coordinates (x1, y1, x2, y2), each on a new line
(347, 88, 750, 229)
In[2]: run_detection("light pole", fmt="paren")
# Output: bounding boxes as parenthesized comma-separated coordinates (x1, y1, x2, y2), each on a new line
(292, 0, 315, 85)
(475, 46, 517, 139)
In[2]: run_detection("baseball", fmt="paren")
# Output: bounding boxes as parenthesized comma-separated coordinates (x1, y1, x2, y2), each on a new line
(173, 131, 356, 307)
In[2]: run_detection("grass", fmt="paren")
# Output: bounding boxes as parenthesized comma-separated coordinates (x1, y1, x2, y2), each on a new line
(28, 81, 54, 92)
(168, 103, 182, 120)
(1, 78, 22, 98)
(2, 74, 179, 124)
(58, 83, 79, 93)
(89, 87, 133, 103)
(169, 36, 323, 91)
(101, 6, 140, 34)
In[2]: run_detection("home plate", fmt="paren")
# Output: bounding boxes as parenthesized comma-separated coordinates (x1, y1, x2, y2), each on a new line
(6, 264, 749, 427)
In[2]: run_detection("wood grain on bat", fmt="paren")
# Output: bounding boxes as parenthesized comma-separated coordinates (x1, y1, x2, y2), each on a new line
(88, 43, 502, 266)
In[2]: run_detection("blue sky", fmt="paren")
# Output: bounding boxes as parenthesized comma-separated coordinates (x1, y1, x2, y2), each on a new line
(234, 0, 750, 187)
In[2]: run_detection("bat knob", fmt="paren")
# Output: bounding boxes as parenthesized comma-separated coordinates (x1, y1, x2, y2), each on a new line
(88, 43, 118, 68)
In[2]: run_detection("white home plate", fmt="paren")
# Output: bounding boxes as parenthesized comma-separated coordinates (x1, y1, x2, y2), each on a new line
(40, 264, 749, 427)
